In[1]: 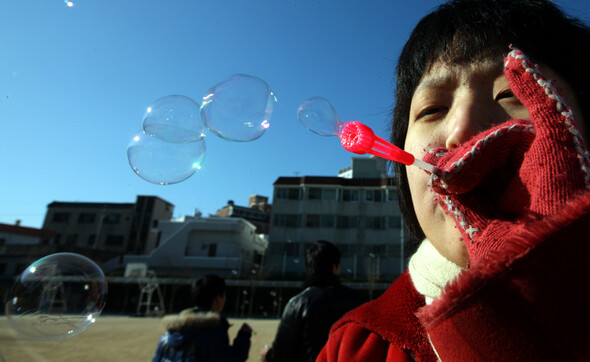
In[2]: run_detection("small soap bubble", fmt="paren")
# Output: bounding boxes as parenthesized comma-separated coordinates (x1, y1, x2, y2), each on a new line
(143, 95, 205, 143)
(231, 269, 238, 276)
(127, 129, 206, 185)
(201, 74, 274, 142)
(5, 253, 107, 341)
(297, 97, 341, 136)
(293, 258, 300, 264)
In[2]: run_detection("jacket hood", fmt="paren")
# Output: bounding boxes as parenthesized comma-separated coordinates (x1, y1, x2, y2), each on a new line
(161, 308, 221, 332)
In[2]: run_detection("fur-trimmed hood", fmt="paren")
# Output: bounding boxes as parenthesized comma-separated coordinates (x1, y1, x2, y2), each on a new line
(161, 308, 222, 332)
(157, 308, 230, 350)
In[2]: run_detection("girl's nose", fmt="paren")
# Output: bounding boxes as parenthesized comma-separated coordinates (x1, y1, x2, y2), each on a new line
(445, 99, 491, 149)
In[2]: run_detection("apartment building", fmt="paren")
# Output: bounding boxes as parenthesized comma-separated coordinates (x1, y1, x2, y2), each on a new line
(266, 157, 406, 281)
(42, 195, 174, 255)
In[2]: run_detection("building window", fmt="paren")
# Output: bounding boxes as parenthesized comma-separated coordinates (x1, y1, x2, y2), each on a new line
(387, 189, 398, 202)
(305, 215, 320, 228)
(271, 242, 300, 256)
(208, 244, 217, 257)
(308, 187, 322, 200)
(52, 212, 70, 223)
(273, 214, 300, 227)
(0, 263, 5, 275)
(321, 215, 336, 228)
(276, 188, 301, 200)
(87, 234, 96, 246)
(105, 235, 124, 246)
(337, 216, 358, 229)
(387, 216, 402, 229)
(367, 244, 387, 257)
(308, 187, 337, 200)
(66, 234, 78, 245)
(365, 217, 385, 230)
(324, 188, 337, 200)
(103, 213, 121, 224)
(0, 238, 5, 246)
(339, 244, 359, 256)
(365, 190, 383, 202)
(341, 189, 360, 202)
(77, 213, 96, 223)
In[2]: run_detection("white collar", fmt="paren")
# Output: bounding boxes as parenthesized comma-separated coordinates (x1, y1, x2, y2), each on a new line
(408, 238, 464, 305)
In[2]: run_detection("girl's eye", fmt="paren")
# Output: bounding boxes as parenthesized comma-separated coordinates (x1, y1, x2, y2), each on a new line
(416, 106, 447, 120)
(495, 89, 516, 101)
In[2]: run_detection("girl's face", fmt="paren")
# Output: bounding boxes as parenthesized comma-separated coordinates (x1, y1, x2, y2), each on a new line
(405, 58, 585, 267)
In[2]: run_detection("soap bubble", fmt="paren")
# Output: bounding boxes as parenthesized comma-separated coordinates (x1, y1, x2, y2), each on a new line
(5, 253, 107, 341)
(143, 95, 205, 143)
(127, 129, 206, 185)
(297, 97, 341, 136)
(201, 74, 274, 142)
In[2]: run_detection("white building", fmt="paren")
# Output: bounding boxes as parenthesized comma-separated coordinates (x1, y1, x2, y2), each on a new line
(266, 156, 405, 281)
(124, 214, 267, 277)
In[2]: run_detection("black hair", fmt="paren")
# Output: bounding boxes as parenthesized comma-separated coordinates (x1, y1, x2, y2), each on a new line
(305, 240, 341, 276)
(192, 274, 226, 310)
(390, 0, 590, 245)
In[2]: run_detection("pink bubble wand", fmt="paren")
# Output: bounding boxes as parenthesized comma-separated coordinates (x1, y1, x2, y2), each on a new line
(338, 121, 438, 173)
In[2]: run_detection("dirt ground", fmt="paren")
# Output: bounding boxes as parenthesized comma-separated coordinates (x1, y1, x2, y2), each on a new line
(0, 315, 280, 362)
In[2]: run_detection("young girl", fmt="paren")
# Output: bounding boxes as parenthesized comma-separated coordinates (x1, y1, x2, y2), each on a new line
(318, 0, 590, 360)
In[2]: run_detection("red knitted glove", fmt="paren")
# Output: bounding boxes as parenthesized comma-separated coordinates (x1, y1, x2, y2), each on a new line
(424, 48, 590, 264)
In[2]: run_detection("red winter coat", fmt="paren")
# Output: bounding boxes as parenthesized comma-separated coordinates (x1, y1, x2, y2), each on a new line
(318, 192, 590, 362)
(317, 270, 437, 361)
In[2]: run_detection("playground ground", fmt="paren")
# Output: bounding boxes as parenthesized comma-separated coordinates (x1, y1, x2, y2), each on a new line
(0, 315, 280, 362)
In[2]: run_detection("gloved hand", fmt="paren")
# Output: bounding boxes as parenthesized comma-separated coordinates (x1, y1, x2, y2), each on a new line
(424, 47, 590, 264)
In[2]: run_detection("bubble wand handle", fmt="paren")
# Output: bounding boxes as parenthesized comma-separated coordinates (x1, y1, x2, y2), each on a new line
(338, 121, 438, 173)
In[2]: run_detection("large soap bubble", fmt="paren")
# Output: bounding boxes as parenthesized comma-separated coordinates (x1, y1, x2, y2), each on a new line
(142, 95, 205, 143)
(5, 253, 108, 341)
(127, 129, 206, 185)
(297, 97, 342, 136)
(201, 74, 274, 142)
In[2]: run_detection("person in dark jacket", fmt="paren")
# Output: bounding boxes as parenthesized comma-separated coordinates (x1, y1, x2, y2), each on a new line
(260, 240, 368, 362)
(153, 274, 252, 362)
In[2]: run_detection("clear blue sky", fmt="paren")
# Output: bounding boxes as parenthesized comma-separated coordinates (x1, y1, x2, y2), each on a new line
(1, 0, 589, 228)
